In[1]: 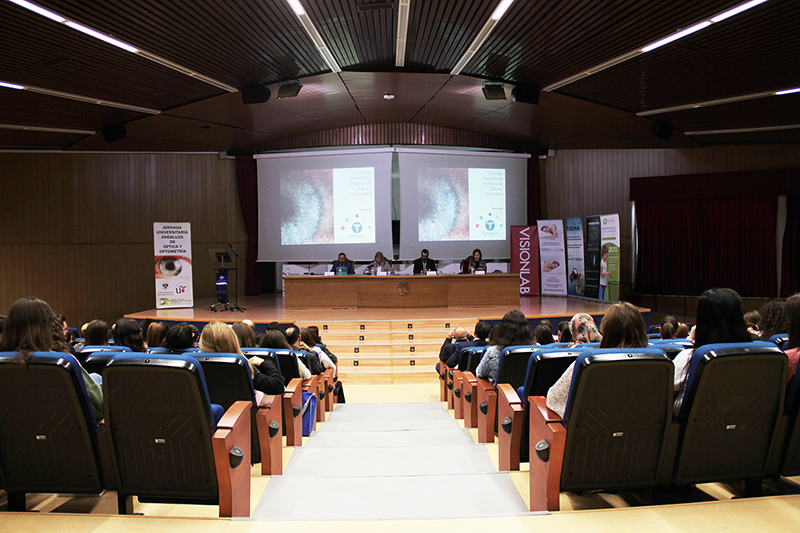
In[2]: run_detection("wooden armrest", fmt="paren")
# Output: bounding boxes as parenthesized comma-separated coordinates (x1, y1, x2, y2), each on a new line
(212, 400, 251, 517)
(476, 375, 495, 392)
(283, 378, 304, 446)
(497, 383, 522, 407)
(476, 377, 498, 444)
(497, 383, 524, 471)
(528, 395, 566, 512)
(255, 395, 283, 476)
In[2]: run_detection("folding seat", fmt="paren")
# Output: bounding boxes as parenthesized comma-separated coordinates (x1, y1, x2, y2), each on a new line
(196, 353, 283, 475)
(648, 339, 693, 360)
(497, 348, 581, 470)
(672, 342, 787, 492)
(780, 371, 800, 476)
(77, 345, 132, 374)
(269, 348, 314, 445)
(102, 353, 252, 517)
(474, 345, 539, 443)
(769, 333, 789, 348)
(528, 347, 673, 511)
(0, 352, 109, 511)
(455, 346, 487, 428)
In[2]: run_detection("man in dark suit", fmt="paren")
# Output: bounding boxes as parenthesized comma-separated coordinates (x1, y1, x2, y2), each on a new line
(413, 249, 437, 275)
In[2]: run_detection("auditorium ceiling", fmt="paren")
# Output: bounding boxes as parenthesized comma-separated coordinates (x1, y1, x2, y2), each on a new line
(1, 0, 798, 153)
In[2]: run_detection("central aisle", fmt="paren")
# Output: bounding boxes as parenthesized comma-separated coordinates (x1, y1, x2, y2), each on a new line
(252, 402, 530, 520)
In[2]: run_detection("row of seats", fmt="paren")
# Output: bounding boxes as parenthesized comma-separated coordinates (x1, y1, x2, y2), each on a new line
(0, 348, 336, 516)
(440, 341, 800, 512)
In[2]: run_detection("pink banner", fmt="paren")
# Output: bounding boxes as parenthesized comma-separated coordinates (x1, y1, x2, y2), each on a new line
(510, 225, 540, 296)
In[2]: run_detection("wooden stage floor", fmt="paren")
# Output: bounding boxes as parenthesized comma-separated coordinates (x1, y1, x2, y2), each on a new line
(126, 294, 626, 324)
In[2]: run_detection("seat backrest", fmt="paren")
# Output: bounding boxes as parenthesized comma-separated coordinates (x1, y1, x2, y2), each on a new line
(272, 348, 301, 385)
(461, 256, 471, 273)
(649, 342, 691, 360)
(782, 370, 800, 475)
(559, 347, 673, 492)
(0, 351, 103, 496)
(495, 345, 539, 389)
(103, 353, 220, 503)
(674, 341, 787, 485)
(521, 348, 582, 399)
(465, 346, 488, 373)
(769, 333, 789, 347)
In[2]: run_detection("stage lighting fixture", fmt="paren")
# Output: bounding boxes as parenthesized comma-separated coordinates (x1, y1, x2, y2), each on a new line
(482, 83, 506, 100)
(278, 81, 303, 99)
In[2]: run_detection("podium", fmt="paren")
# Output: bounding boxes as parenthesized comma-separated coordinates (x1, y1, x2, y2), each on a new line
(210, 249, 244, 312)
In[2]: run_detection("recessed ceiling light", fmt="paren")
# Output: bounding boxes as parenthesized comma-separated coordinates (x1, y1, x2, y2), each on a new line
(383, 93, 395, 100)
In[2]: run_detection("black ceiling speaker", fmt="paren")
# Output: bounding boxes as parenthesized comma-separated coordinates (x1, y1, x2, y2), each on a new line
(482, 84, 506, 100)
(511, 86, 540, 105)
(277, 81, 303, 99)
(651, 119, 673, 141)
(241, 85, 271, 105)
(101, 123, 126, 143)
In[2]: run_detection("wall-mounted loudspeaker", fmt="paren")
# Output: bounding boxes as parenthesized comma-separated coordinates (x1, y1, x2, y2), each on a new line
(241, 85, 271, 105)
(651, 120, 673, 141)
(101, 123, 126, 143)
(511, 86, 540, 105)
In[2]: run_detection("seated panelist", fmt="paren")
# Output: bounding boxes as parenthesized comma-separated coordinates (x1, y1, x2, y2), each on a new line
(413, 248, 437, 275)
(366, 251, 392, 275)
(469, 248, 487, 273)
(331, 252, 355, 275)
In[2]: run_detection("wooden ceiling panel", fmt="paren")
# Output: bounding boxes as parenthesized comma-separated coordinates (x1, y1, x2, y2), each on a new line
(0, 128, 87, 150)
(341, 72, 450, 123)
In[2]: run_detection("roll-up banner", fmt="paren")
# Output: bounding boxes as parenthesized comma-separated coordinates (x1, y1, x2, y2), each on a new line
(537, 219, 567, 296)
(600, 214, 621, 302)
(154, 222, 194, 309)
(584, 216, 601, 299)
(564, 217, 586, 297)
(510, 225, 540, 296)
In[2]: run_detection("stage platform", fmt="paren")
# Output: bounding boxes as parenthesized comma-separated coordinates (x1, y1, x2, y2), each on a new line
(126, 295, 642, 383)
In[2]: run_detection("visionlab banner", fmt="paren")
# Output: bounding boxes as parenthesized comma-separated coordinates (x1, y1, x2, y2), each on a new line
(154, 222, 194, 309)
(510, 225, 540, 296)
(564, 217, 586, 297)
(537, 219, 567, 296)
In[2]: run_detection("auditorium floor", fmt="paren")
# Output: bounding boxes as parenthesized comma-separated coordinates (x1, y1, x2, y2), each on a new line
(3, 382, 800, 532)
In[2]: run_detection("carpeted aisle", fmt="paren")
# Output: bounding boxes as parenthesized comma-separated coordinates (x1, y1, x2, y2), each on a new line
(251, 402, 531, 521)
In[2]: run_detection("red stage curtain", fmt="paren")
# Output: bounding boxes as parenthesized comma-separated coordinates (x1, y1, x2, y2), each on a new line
(782, 195, 800, 297)
(635, 196, 777, 297)
(235, 155, 261, 295)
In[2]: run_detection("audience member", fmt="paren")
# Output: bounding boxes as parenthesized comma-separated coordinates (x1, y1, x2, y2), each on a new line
(0, 297, 103, 421)
(744, 310, 762, 338)
(760, 300, 789, 342)
(301, 327, 337, 377)
(475, 310, 534, 382)
(259, 329, 312, 380)
(567, 313, 602, 347)
(307, 325, 338, 364)
(163, 322, 198, 351)
(366, 251, 392, 275)
(660, 315, 689, 340)
(784, 294, 800, 384)
(557, 320, 572, 343)
(284, 325, 324, 374)
(534, 323, 553, 345)
(232, 321, 257, 348)
(331, 252, 355, 275)
(546, 303, 642, 418)
(114, 318, 146, 352)
(413, 248, 437, 274)
(84, 319, 109, 346)
(672, 288, 752, 412)
(438, 326, 471, 365)
(146, 321, 168, 348)
(199, 321, 284, 398)
(446, 321, 492, 368)
(469, 248, 487, 273)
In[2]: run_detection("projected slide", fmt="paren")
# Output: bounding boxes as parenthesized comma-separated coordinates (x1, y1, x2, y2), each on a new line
(417, 167, 505, 242)
(280, 167, 375, 245)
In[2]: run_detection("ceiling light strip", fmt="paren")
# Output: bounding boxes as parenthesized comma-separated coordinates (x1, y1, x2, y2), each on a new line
(396, 0, 410, 67)
(25, 84, 161, 114)
(0, 123, 95, 135)
(451, 0, 514, 75)
(6, 0, 237, 92)
(285, 1, 341, 73)
(544, 0, 772, 91)
(685, 124, 800, 136)
(637, 90, 776, 116)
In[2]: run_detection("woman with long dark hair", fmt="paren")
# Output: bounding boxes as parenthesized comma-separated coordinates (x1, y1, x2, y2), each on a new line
(113, 318, 146, 352)
(475, 309, 534, 382)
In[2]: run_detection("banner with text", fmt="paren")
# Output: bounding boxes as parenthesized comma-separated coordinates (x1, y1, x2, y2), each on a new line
(510, 225, 540, 296)
(154, 222, 194, 309)
(584, 215, 601, 299)
(564, 217, 586, 297)
(537, 219, 567, 296)
(600, 214, 621, 302)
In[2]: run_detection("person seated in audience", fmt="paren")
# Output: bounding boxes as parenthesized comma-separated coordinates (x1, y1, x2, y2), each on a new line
(672, 288, 752, 413)
(744, 310, 762, 339)
(307, 325, 337, 364)
(331, 252, 355, 275)
(284, 325, 325, 374)
(557, 320, 572, 343)
(475, 310, 534, 382)
(366, 251, 392, 275)
(199, 320, 284, 398)
(445, 320, 492, 368)
(301, 328, 337, 377)
(759, 299, 789, 342)
(469, 248, 487, 273)
(437, 326, 471, 372)
(83, 319, 109, 346)
(413, 248, 437, 274)
(113, 318, 146, 352)
(232, 321, 257, 348)
(534, 323, 554, 345)
(546, 303, 642, 418)
(565, 313, 602, 348)
(0, 297, 103, 422)
(259, 329, 312, 380)
(163, 322, 198, 351)
(660, 315, 689, 340)
(146, 321, 168, 348)
(784, 294, 800, 384)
